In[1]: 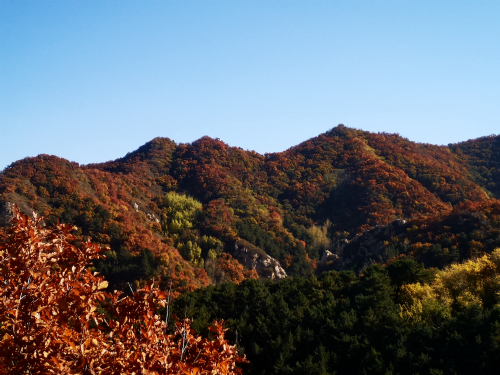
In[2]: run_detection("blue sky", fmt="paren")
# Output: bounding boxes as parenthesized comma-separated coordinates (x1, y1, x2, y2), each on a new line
(1, 0, 499, 170)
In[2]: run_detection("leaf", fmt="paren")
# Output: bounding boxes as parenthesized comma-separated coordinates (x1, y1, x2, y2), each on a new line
(179, 362, 199, 375)
(0, 207, 247, 374)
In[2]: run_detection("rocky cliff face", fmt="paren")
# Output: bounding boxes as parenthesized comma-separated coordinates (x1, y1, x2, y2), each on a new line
(319, 250, 340, 267)
(233, 241, 287, 280)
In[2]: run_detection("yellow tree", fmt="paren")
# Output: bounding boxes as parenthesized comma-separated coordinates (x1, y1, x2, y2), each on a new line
(400, 248, 500, 322)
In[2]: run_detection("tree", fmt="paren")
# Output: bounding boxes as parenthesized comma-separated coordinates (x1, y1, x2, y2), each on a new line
(160, 192, 202, 237)
(0, 207, 246, 374)
(399, 248, 500, 322)
(216, 254, 245, 284)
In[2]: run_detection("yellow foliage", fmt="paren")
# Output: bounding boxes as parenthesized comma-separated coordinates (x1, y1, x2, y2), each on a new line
(160, 192, 202, 236)
(179, 240, 203, 266)
(307, 220, 332, 250)
(399, 282, 451, 322)
(400, 248, 500, 322)
(207, 249, 218, 260)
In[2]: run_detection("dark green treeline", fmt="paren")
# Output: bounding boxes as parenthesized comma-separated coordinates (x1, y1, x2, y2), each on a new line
(173, 259, 500, 375)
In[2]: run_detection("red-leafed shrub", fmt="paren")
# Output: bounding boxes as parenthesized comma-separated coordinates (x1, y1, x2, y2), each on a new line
(0, 207, 246, 374)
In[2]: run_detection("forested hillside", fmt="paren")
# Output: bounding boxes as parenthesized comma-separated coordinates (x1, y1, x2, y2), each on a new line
(173, 252, 500, 374)
(1, 125, 499, 293)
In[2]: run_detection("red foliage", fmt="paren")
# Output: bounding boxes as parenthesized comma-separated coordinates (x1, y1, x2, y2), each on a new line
(0, 208, 247, 374)
(216, 254, 245, 284)
(1, 125, 499, 287)
(202, 200, 238, 241)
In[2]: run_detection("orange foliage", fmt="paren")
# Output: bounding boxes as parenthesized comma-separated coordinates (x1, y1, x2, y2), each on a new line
(244, 268, 259, 280)
(217, 253, 245, 284)
(1, 126, 499, 287)
(0, 207, 246, 374)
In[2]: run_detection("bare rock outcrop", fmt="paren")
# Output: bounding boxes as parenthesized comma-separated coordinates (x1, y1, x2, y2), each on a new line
(146, 213, 160, 223)
(233, 240, 287, 280)
(320, 250, 339, 267)
(132, 201, 160, 223)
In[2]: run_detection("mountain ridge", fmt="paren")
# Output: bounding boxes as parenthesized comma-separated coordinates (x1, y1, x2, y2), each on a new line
(1, 125, 499, 292)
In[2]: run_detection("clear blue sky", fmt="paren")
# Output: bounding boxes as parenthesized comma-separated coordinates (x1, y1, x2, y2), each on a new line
(1, 0, 499, 171)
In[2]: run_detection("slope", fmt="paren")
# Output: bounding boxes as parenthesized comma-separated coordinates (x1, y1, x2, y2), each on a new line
(0, 125, 498, 293)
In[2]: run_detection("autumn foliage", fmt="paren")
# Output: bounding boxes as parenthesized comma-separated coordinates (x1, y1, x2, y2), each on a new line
(0, 207, 246, 374)
(0, 125, 499, 289)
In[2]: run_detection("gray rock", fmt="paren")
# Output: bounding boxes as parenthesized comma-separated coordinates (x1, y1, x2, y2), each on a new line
(233, 240, 287, 280)
(146, 212, 160, 223)
(320, 250, 339, 267)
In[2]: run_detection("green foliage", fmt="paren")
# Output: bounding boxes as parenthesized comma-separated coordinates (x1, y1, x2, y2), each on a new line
(159, 191, 202, 237)
(306, 220, 332, 251)
(94, 248, 165, 290)
(174, 267, 401, 375)
(179, 240, 203, 267)
(199, 235, 223, 258)
(175, 259, 500, 374)
(75, 204, 111, 234)
(237, 219, 314, 277)
(451, 135, 500, 198)
(237, 219, 284, 260)
(3, 126, 500, 300)
(386, 258, 435, 288)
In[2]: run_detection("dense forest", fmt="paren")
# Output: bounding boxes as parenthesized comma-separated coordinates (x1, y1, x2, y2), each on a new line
(1, 125, 499, 289)
(1, 125, 500, 373)
(173, 252, 500, 374)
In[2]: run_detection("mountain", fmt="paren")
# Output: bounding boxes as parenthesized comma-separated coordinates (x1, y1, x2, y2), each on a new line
(1, 125, 499, 293)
